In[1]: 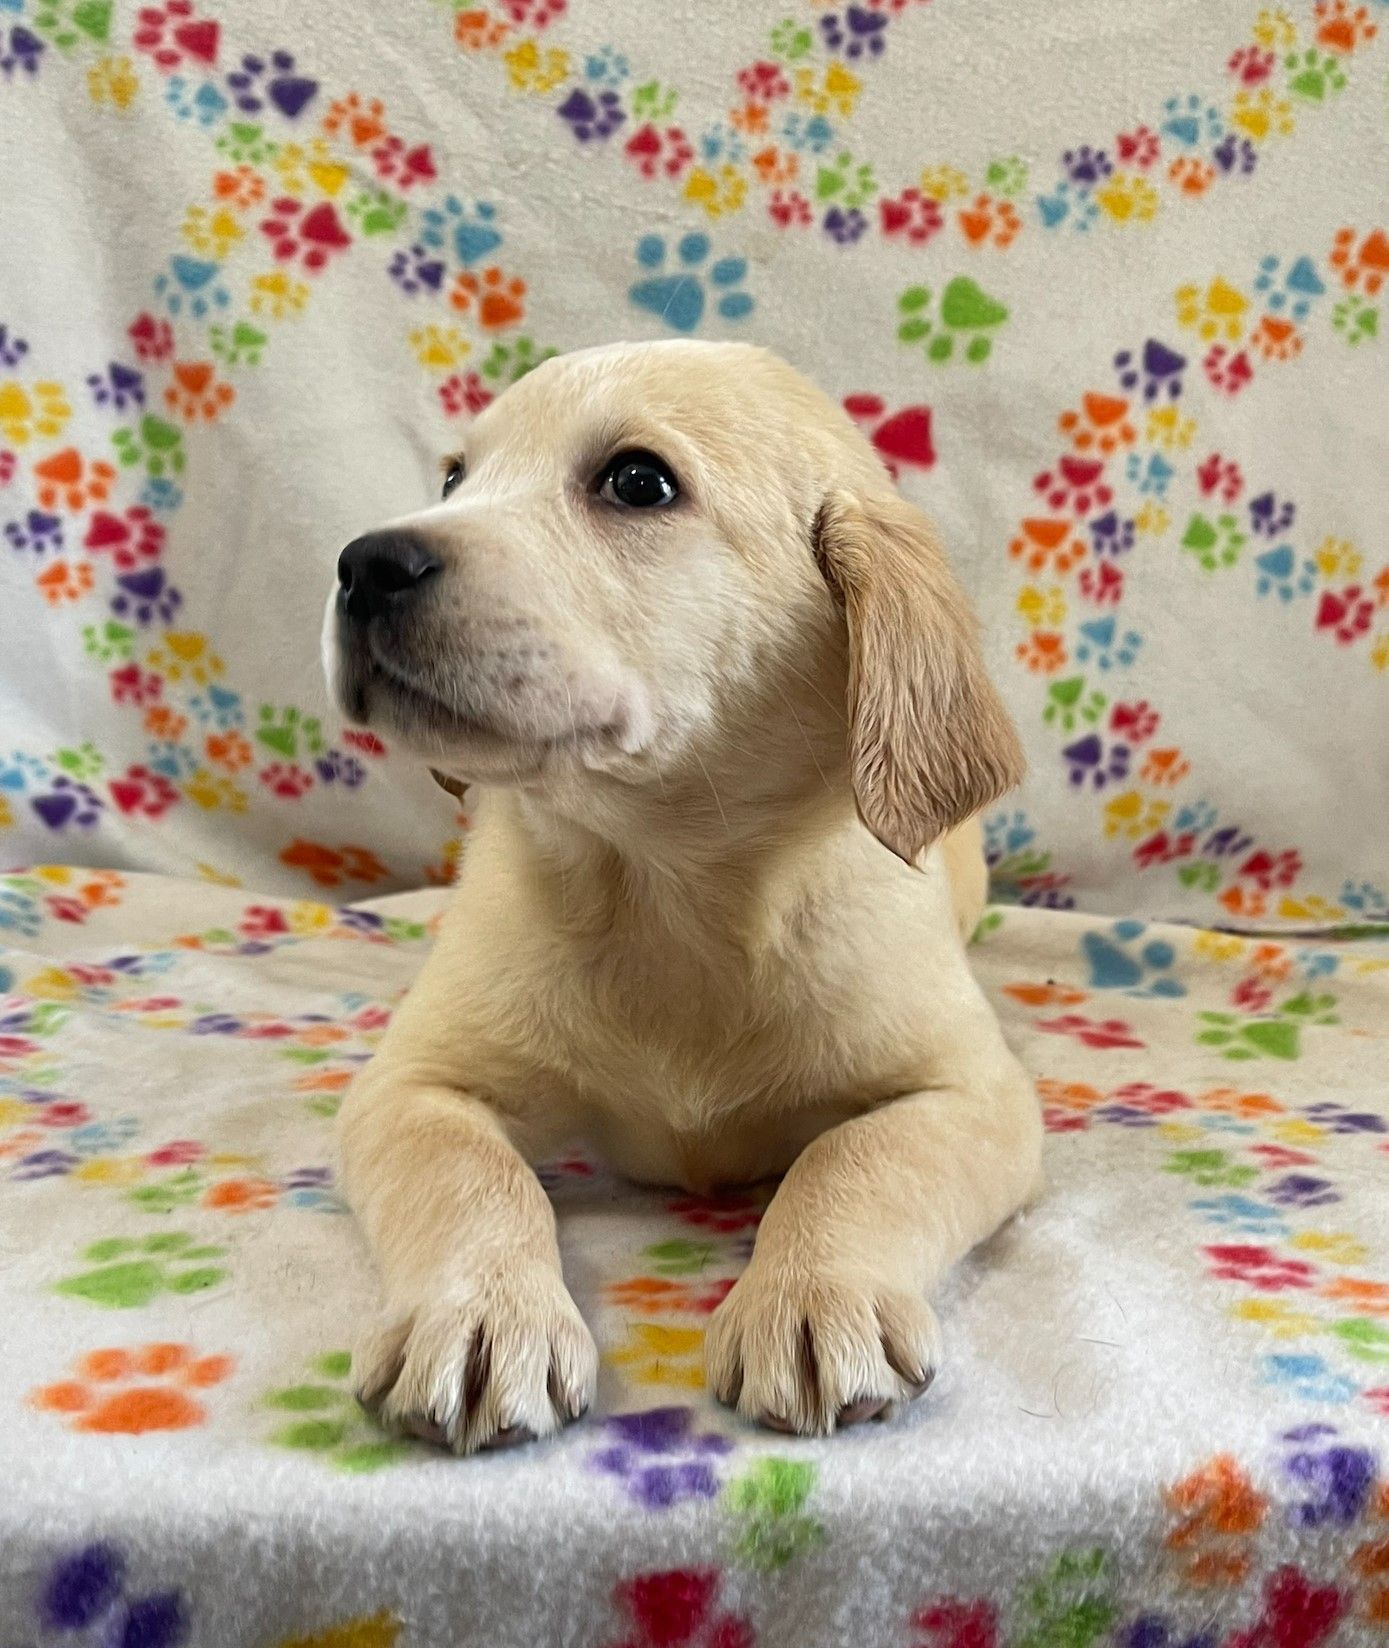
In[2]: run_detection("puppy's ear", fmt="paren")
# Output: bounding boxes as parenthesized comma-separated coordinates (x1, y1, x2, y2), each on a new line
(814, 486, 1024, 863)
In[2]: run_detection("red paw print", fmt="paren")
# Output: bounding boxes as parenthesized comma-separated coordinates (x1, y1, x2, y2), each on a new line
(259, 763, 314, 799)
(769, 189, 812, 228)
(439, 371, 494, 419)
(1035, 1014, 1144, 1050)
(84, 507, 165, 571)
(500, 0, 564, 26)
(1032, 455, 1113, 516)
(957, 192, 1020, 249)
(129, 312, 174, 362)
(625, 124, 695, 180)
(133, 0, 220, 71)
(1316, 584, 1375, 643)
(912, 1599, 999, 1648)
(1204, 346, 1254, 395)
(259, 198, 351, 272)
(0, 451, 14, 487)
(668, 1193, 763, 1233)
(108, 765, 180, 819)
(737, 61, 790, 101)
(371, 136, 437, 190)
(109, 664, 164, 708)
(1079, 559, 1124, 604)
(342, 729, 386, 757)
(1110, 701, 1159, 743)
(1116, 125, 1161, 168)
(1238, 848, 1302, 891)
(879, 187, 944, 245)
(843, 394, 935, 479)
(1197, 453, 1244, 502)
(1205, 1245, 1316, 1292)
(1227, 45, 1275, 84)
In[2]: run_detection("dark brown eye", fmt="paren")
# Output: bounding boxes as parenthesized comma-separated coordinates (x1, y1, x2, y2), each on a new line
(441, 461, 465, 500)
(597, 450, 679, 509)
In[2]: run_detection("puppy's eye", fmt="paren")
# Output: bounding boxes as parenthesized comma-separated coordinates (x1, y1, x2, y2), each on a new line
(597, 450, 679, 510)
(441, 461, 465, 501)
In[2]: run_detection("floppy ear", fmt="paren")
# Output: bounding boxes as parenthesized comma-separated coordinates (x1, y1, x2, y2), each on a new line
(814, 486, 1024, 864)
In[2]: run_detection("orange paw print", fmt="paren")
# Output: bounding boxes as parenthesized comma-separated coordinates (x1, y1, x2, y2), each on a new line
(143, 706, 188, 740)
(1058, 392, 1135, 455)
(31, 1342, 234, 1434)
(454, 9, 511, 51)
(957, 192, 1020, 249)
(1169, 156, 1216, 196)
(1316, 0, 1377, 52)
(165, 361, 235, 423)
(752, 145, 797, 186)
(322, 91, 389, 148)
(1331, 226, 1389, 296)
(448, 266, 527, 329)
(205, 730, 253, 771)
(1250, 314, 1303, 361)
(212, 164, 266, 210)
(279, 839, 390, 888)
(1009, 518, 1086, 574)
(204, 1175, 277, 1212)
(730, 100, 770, 137)
(1015, 631, 1068, 674)
(1140, 748, 1191, 786)
(34, 448, 116, 511)
(35, 560, 95, 606)
(1164, 1454, 1268, 1586)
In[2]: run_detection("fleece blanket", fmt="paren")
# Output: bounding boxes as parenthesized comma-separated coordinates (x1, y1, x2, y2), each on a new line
(0, 870, 1387, 1646)
(0, 0, 1387, 922)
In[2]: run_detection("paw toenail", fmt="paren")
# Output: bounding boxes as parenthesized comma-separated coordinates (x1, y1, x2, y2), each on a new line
(837, 1396, 888, 1427)
(402, 1414, 450, 1448)
(762, 1412, 798, 1434)
(482, 1424, 536, 1451)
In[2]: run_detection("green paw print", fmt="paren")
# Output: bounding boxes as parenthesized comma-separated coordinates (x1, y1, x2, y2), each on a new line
(480, 336, 558, 386)
(985, 154, 1029, 197)
(1195, 1012, 1302, 1061)
(1043, 677, 1107, 734)
(1181, 512, 1247, 571)
(1286, 48, 1347, 102)
(1279, 990, 1339, 1027)
(208, 320, 269, 368)
(725, 1459, 825, 1573)
(769, 18, 814, 60)
(1333, 293, 1379, 346)
(1330, 1318, 1389, 1363)
(1164, 1149, 1259, 1188)
(305, 1091, 343, 1120)
(56, 1233, 227, 1309)
(971, 908, 1006, 944)
(898, 278, 1009, 365)
(1176, 861, 1222, 893)
(256, 705, 325, 760)
(215, 122, 280, 166)
(642, 1238, 719, 1276)
(346, 188, 410, 239)
(631, 80, 678, 120)
(32, 0, 111, 51)
(127, 1168, 204, 1215)
(1017, 1550, 1117, 1648)
(264, 1350, 412, 1472)
(112, 416, 185, 479)
(82, 621, 136, 664)
(815, 152, 877, 209)
(54, 742, 105, 781)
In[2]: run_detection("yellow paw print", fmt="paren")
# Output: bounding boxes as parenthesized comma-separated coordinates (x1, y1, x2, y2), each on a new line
(1193, 930, 1247, 963)
(409, 325, 471, 372)
(607, 1322, 705, 1390)
(1252, 6, 1298, 49)
(1231, 88, 1295, 141)
(1176, 277, 1249, 343)
(274, 141, 351, 199)
(794, 62, 860, 118)
(918, 164, 970, 203)
(183, 770, 248, 813)
(1103, 791, 1170, 841)
(250, 272, 310, 319)
(1095, 172, 1159, 224)
(0, 795, 11, 831)
(181, 205, 244, 259)
(504, 38, 570, 93)
(0, 380, 71, 446)
(196, 862, 243, 888)
(287, 901, 334, 935)
(1016, 585, 1066, 627)
(147, 632, 223, 685)
(1135, 501, 1170, 537)
(1372, 633, 1389, 673)
(87, 55, 139, 110)
(1290, 1231, 1369, 1267)
(1231, 1298, 1320, 1338)
(1314, 536, 1362, 579)
(683, 164, 747, 217)
(1145, 405, 1197, 451)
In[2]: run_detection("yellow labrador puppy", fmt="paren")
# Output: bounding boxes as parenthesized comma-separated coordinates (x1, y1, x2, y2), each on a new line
(322, 340, 1041, 1453)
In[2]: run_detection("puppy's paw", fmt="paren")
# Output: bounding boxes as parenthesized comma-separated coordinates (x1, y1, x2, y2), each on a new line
(354, 1265, 597, 1455)
(705, 1263, 940, 1437)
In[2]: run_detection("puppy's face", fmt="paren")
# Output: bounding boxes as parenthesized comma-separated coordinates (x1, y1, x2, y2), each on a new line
(323, 339, 1022, 856)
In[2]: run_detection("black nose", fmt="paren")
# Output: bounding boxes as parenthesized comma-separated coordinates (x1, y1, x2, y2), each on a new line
(337, 531, 441, 622)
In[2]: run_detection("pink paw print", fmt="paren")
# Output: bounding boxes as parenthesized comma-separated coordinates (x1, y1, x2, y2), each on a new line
(439, 371, 494, 419)
(501, 0, 565, 26)
(1316, 584, 1375, 644)
(259, 763, 313, 799)
(0, 451, 14, 487)
(1197, 453, 1244, 502)
(1227, 45, 1275, 84)
(1110, 701, 1160, 743)
(1115, 125, 1160, 168)
(84, 507, 165, 571)
(108, 765, 180, 819)
(1032, 455, 1113, 516)
(624, 124, 695, 180)
(878, 187, 944, 245)
(133, 0, 220, 72)
(371, 136, 438, 190)
(769, 190, 812, 228)
(259, 199, 351, 272)
(1079, 559, 1124, 604)
(1204, 346, 1253, 395)
(128, 312, 174, 362)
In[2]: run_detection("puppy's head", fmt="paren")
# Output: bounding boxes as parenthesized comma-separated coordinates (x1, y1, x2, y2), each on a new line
(323, 340, 1021, 859)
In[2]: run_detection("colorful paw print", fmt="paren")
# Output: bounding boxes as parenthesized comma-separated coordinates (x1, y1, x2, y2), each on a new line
(629, 234, 753, 333)
(31, 1341, 233, 1433)
(222, 48, 317, 119)
(1285, 47, 1347, 101)
(259, 198, 351, 272)
(420, 195, 502, 266)
(1082, 920, 1186, 998)
(56, 1232, 227, 1308)
(1114, 339, 1186, 401)
(1182, 511, 1248, 571)
(153, 254, 230, 319)
(263, 1349, 410, 1472)
(1176, 277, 1250, 343)
(897, 277, 1008, 365)
(0, 379, 70, 445)
(448, 266, 526, 330)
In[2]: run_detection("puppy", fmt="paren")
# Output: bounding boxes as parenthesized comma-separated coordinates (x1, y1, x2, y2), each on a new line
(322, 340, 1041, 1453)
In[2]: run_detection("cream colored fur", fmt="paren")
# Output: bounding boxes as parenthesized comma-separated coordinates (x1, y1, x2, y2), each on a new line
(323, 340, 1042, 1452)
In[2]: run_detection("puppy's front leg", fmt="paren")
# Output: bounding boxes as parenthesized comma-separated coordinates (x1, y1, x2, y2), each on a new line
(706, 1052, 1040, 1436)
(339, 1069, 596, 1454)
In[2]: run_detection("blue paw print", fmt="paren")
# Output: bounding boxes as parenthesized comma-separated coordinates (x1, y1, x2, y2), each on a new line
(165, 76, 229, 128)
(140, 477, 184, 514)
(984, 808, 1036, 860)
(1253, 544, 1317, 602)
(584, 46, 630, 85)
(188, 685, 245, 729)
(419, 196, 502, 267)
(1161, 93, 1224, 149)
(1263, 1353, 1357, 1405)
(153, 256, 230, 320)
(1035, 180, 1099, 232)
(780, 112, 835, 154)
(1074, 617, 1142, 672)
(1191, 1194, 1288, 1235)
(70, 1117, 142, 1156)
(1254, 254, 1325, 321)
(1340, 879, 1389, 916)
(1082, 919, 1186, 997)
(629, 235, 754, 333)
(0, 886, 41, 936)
(1125, 451, 1175, 498)
(699, 125, 745, 164)
(145, 741, 199, 781)
(0, 752, 46, 793)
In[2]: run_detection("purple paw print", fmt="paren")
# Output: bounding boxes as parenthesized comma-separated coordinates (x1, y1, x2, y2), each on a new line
(1114, 339, 1186, 402)
(314, 749, 366, 787)
(1062, 734, 1131, 790)
(1062, 145, 1113, 187)
(1090, 512, 1135, 557)
(13, 1148, 79, 1181)
(0, 323, 29, 368)
(388, 243, 446, 296)
(1302, 1102, 1386, 1135)
(1249, 491, 1295, 538)
(37, 1543, 188, 1648)
(1203, 825, 1253, 859)
(191, 1013, 245, 1034)
(1019, 877, 1076, 911)
(1266, 1174, 1339, 1209)
(111, 568, 182, 626)
(1282, 1426, 1376, 1528)
(87, 362, 146, 413)
(590, 1407, 732, 1509)
(819, 6, 887, 59)
(30, 777, 103, 831)
(0, 24, 44, 79)
(823, 206, 868, 244)
(225, 50, 318, 119)
(1212, 134, 1257, 177)
(557, 87, 625, 143)
(340, 908, 386, 934)
(4, 510, 63, 555)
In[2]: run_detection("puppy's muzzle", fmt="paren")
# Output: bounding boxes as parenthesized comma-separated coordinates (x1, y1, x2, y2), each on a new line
(337, 530, 440, 624)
